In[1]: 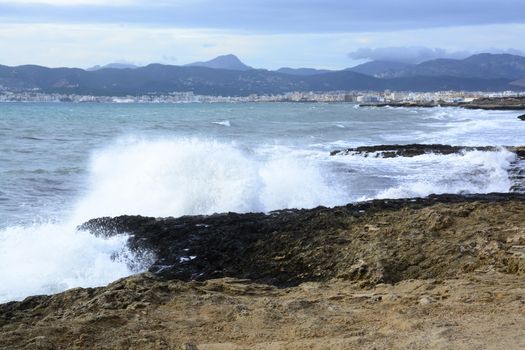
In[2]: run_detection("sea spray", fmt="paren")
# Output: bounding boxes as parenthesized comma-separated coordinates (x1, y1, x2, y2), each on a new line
(0, 222, 134, 303)
(0, 137, 347, 302)
(1, 101, 523, 303)
(71, 137, 346, 222)
(372, 150, 515, 199)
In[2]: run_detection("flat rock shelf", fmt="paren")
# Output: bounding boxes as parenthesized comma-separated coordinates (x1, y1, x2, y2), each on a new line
(2, 193, 525, 349)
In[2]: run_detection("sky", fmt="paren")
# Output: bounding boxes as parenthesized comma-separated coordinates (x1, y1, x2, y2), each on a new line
(0, 0, 524, 69)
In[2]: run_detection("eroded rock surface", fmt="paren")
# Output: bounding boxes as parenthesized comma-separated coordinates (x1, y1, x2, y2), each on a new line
(2, 194, 525, 349)
(329, 144, 500, 157)
(360, 96, 525, 110)
(78, 194, 525, 287)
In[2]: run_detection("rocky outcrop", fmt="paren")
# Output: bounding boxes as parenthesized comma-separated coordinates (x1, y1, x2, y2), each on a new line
(360, 96, 525, 110)
(462, 96, 525, 110)
(79, 193, 525, 287)
(330, 144, 525, 193)
(329, 144, 500, 157)
(359, 102, 442, 108)
(2, 194, 525, 349)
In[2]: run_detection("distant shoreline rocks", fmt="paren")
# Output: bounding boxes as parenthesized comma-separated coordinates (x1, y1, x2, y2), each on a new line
(360, 96, 525, 110)
(330, 143, 525, 193)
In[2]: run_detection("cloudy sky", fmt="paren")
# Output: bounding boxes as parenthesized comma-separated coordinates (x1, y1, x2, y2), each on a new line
(0, 0, 524, 69)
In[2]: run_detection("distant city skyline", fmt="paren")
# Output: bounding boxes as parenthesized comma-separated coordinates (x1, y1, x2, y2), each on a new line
(0, 0, 524, 69)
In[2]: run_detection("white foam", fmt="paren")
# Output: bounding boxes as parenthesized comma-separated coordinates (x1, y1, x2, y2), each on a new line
(0, 222, 133, 303)
(422, 108, 523, 146)
(72, 138, 345, 221)
(212, 120, 231, 127)
(1, 135, 518, 303)
(374, 150, 515, 199)
(1, 137, 349, 303)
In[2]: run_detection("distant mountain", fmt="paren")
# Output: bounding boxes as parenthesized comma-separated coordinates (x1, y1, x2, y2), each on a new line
(276, 67, 333, 76)
(0, 59, 519, 96)
(346, 60, 414, 77)
(186, 54, 253, 71)
(385, 54, 525, 79)
(87, 63, 138, 71)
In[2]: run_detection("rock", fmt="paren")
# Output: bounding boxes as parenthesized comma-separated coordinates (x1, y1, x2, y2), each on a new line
(78, 193, 525, 287)
(360, 96, 525, 110)
(506, 234, 525, 245)
(519, 114, 525, 121)
(463, 97, 525, 110)
(3, 195, 525, 349)
(419, 296, 434, 305)
(330, 144, 525, 192)
(330, 144, 500, 158)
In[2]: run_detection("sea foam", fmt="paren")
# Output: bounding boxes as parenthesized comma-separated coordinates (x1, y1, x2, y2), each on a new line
(71, 137, 344, 221)
(0, 136, 518, 303)
(0, 138, 345, 302)
(0, 222, 133, 303)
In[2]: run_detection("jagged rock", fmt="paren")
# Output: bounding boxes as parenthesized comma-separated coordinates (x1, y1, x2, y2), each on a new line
(79, 193, 525, 287)
(2, 195, 525, 349)
(330, 144, 499, 157)
(361, 96, 525, 110)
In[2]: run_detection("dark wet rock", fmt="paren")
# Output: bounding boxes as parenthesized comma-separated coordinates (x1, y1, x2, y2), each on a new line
(4, 195, 525, 349)
(508, 146, 525, 159)
(360, 96, 525, 110)
(518, 114, 525, 121)
(329, 144, 499, 157)
(79, 193, 525, 287)
(360, 102, 441, 108)
(330, 144, 525, 192)
(330, 144, 525, 162)
(462, 96, 525, 110)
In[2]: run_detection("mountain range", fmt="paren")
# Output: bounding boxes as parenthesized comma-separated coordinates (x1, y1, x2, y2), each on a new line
(0, 53, 524, 96)
(185, 54, 253, 71)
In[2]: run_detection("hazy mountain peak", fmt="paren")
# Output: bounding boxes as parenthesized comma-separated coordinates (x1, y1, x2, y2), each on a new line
(397, 53, 525, 79)
(346, 60, 414, 77)
(276, 67, 333, 75)
(87, 63, 138, 71)
(186, 54, 253, 71)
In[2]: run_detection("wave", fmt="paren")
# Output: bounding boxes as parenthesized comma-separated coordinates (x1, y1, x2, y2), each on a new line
(0, 222, 135, 303)
(0, 138, 347, 302)
(0, 136, 519, 303)
(369, 150, 515, 199)
(212, 120, 231, 127)
(71, 137, 345, 221)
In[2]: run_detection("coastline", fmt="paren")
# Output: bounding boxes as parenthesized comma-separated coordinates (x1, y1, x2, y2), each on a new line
(360, 96, 525, 111)
(2, 193, 525, 349)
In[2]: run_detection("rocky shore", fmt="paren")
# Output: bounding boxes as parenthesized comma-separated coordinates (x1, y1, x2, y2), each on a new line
(329, 143, 525, 159)
(330, 144, 525, 193)
(1, 193, 525, 349)
(360, 96, 525, 110)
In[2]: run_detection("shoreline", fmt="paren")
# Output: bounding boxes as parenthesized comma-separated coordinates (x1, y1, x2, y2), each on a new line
(2, 192, 525, 349)
(360, 96, 525, 111)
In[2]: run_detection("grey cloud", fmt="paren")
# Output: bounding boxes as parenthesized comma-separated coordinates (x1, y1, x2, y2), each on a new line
(1, 0, 525, 33)
(348, 47, 471, 63)
(484, 48, 525, 56)
(348, 47, 525, 63)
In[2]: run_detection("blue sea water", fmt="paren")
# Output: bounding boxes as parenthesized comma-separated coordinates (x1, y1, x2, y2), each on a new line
(0, 102, 524, 302)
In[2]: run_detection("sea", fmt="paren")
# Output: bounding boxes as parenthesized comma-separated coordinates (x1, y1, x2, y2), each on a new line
(1, 102, 524, 302)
